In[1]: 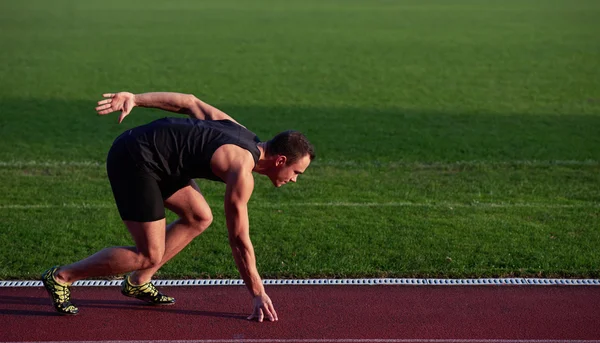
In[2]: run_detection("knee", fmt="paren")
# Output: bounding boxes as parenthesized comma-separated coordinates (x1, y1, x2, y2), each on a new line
(137, 250, 163, 270)
(188, 211, 213, 236)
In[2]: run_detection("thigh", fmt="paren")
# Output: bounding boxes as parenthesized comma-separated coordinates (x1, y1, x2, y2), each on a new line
(124, 218, 166, 258)
(164, 180, 212, 222)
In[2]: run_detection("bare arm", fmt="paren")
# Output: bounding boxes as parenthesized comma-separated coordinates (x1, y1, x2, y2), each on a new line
(224, 169, 263, 296)
(133, 92, 236, 121)
(222, 160, 278, 322)
(95, 91, 242, 125)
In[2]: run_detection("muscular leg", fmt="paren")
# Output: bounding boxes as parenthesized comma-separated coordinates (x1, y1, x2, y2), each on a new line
(54, 219, 166, 285)
(129, 180, 213, 285)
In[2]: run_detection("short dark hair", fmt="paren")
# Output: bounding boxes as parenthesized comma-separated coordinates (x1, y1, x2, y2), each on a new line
(266, 130, 315, 164)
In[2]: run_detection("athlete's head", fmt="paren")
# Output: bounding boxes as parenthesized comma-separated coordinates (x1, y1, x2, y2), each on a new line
(265, 130, 315, 187)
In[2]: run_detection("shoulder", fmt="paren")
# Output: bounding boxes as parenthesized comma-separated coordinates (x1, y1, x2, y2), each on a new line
(210, 144, 255, 182)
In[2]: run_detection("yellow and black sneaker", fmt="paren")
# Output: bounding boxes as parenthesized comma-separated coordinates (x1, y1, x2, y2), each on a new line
(41, 266, 79, 316)
(121, 275, 175, 306)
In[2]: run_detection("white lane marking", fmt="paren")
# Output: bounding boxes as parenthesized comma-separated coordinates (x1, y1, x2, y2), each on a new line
(1, 159, 598, 168)
(5, 339, 600, 343)
(0, 161, 104, 168)
(0, 202, 598, 210)
(269, 202, 599, 208)
(1, 278, 598, 287)
(0, 203, 113, 209)
(313, 160, 600, 168)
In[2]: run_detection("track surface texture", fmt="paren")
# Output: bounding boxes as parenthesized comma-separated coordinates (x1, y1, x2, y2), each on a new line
(1, 285, 599, 341)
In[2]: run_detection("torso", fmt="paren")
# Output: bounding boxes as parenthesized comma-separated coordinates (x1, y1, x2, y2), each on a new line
(115, 117, 261, 182)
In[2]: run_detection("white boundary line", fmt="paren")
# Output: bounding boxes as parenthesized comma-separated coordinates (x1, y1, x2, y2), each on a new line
(0, 161, 104, 168)
(5, 339, 600, 343)
(1, 278, 598, 287)
(275, 202, 600, 209)
(1, 202, 598, 210)
(1, 159, 599, 168)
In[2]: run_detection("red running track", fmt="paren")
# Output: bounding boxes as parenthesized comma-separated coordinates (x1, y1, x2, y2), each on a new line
(1, 285, 599, 342)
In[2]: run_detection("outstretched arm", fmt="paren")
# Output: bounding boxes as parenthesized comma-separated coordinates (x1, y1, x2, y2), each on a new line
(221, 159, 278, 322)
(95, 91, 241, 125)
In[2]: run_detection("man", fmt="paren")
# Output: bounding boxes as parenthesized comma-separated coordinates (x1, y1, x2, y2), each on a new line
(41, 91, 315, 322)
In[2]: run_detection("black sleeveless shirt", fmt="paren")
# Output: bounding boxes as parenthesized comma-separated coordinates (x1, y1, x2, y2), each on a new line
(118, 117, 261, 182)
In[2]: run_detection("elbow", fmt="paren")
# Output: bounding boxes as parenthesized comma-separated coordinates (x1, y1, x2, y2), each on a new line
(184, 94, 208, 119)
(186, 94, 200, 109)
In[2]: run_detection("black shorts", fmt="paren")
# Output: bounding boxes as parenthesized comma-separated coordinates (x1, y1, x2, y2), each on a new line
(106, 136, 190, 222)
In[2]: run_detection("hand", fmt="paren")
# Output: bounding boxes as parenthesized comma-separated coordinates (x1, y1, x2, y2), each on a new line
(248, 293, 278, 322)
(95, 92, 136, 123)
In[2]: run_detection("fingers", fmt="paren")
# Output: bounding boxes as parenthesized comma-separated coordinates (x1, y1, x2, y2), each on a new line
(95, 97, 114, 115)
(247, 306, 277, 322)
(262, 302, 277, 322)
(268, 302, 279, 321)
(95, 103, 112, 111)
(95, 103, 115, 115)
(118, 111, 128, 124)
(102, 93, 115, 98)
(248, 295, 278, 323)
(97, 109, 116, 115)
(247, 308, 263, 322)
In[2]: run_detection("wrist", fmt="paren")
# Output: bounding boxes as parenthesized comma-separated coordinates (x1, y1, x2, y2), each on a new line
(131, 93, 140, 108)
(249, 280, 265, 297)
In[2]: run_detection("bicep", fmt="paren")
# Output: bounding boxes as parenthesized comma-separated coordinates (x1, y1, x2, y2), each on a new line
(224, 169, 254, 237)
(225, 169, 254, 206)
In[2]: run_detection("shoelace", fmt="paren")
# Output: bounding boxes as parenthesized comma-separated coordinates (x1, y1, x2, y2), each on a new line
(137, 283, 159, 297)
(52, 281, 71, 303)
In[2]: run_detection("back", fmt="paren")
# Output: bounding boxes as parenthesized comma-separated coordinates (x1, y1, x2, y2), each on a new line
(119, 117, 261, 182)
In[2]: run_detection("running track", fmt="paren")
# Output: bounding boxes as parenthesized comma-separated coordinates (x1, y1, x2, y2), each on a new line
(1, 284, 600, 342)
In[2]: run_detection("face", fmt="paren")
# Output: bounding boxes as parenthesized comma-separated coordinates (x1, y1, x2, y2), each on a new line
(268, 154, 311, 188)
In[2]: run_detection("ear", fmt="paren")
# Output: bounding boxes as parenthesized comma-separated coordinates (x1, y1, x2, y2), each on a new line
(275, 155, 287, 167)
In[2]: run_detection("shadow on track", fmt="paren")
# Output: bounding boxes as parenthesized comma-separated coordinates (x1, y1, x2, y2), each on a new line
(0, 295, 247, 320)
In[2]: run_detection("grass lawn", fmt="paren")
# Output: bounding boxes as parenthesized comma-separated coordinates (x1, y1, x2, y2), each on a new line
(0, 0, 599, 279)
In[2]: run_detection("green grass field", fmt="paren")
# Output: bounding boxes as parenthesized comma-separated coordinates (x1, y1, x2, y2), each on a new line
(1, 0, 599, 279)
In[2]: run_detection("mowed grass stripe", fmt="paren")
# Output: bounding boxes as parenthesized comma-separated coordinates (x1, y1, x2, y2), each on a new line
(1, 164, 598, 206)
(1, 205, 598, 279)
(0, 0, 598, 279)
(1, 159, 600, 168)
(1, 162, 598, 279)
(1, 202, 598, 210)
(1, 0, 599, 163)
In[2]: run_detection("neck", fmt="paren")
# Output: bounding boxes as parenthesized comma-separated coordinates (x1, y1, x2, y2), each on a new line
(253, 142, 270, 174)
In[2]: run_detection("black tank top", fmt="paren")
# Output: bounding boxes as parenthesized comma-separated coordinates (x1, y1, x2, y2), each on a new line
(118, 117, 261, 182)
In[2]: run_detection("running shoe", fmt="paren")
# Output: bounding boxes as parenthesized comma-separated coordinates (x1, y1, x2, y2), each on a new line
(41, 266, 79, 315)
(121, 275, 175, 305)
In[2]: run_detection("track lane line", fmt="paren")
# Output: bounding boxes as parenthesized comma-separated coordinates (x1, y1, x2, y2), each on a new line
(1, 278, 599, 287)
(6, 339, 600, 343)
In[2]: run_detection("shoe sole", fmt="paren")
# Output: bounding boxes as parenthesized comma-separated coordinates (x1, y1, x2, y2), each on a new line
(121, 293, 176, 306)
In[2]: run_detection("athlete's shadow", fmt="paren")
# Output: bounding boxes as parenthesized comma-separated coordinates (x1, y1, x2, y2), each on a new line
(79, 298, 247, 320)
(0, 295, 64, 316)
(0, 295, 246, 320)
